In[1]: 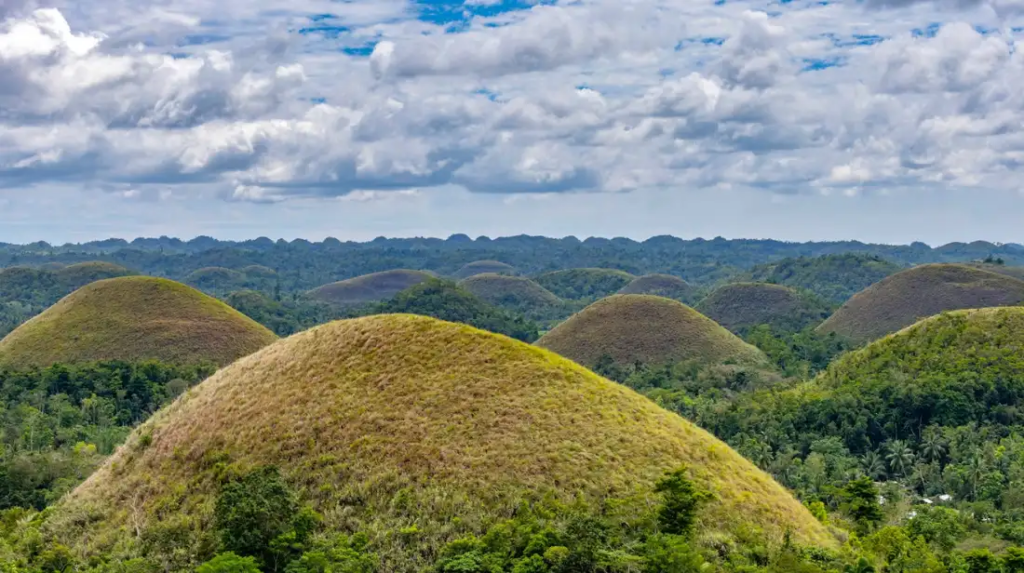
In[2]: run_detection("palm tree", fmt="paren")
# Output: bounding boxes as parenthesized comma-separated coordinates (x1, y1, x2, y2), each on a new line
(861, 451, 886, 480)
(967, 454, 986, 501)
(920, 428, 947, 464)
(885, 439, 915, 478)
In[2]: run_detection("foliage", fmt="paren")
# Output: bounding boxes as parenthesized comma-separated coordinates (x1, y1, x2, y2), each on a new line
(746, 253, 902, 304)
(198, 553, 263, 573)
(696, 283, 833, 336)
(838, 478, 883, 534)
(533, 269, 635, 301)
(617, 274, 697, 304)
(224, 290, 349, 336)
(744, 325, 851, 377)
(653, 466, 711, 536)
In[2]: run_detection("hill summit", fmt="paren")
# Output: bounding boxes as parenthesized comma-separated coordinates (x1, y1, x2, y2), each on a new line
(617, 273, 696, 302)
(51, 315, 831, 569)
(816, 263, 1024, 343)
(307, 269, 433, 305)
(0, 276, 276, 368)
(536, 294, 766, 368)
(452, 260, 516, 279)
(696, 283, 831, 334)
(459, 273, 561, 308)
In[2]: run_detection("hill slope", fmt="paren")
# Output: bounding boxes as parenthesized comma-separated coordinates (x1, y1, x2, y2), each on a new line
(747, 253, 902, 304)
(459, 273, 561, 309)
(50, 315, 832, 569)
(53, 261, 134, 289)
(0, 277, 276, 368)
(307, 269, 433, 305)
(452, 260, 516, 279)
(696, 283, 832, 334)
(537, 295, 767, 368)
(618, 273, 696, 302)
(816, 264, 1024, 343)
(534, 268, 635, 300)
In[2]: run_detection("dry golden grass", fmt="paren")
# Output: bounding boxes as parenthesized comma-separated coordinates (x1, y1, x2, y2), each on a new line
(536, 295, 767, 368)
(50, 314, 831, 569)
(696, 283, 831, 334)
(618, 274, 696, 302)
(452, 260, 516, 279)
(0, 277, 277, 368)
(307, 269, 434, 305)
(816, 264, 1024, 344)
(459, 273, 561, 307)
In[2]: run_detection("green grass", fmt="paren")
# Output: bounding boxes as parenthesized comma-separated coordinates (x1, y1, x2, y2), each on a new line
(53, 262, 134, 289)
(48, 314, 832, 570)
(533, 268, 635, 300)
(745, 253, 903, 304)
(0, 276, 277, 368)
(307, 269, 434, 305)
(816, 264, 1024, 344)
(452, 260, 516, 279)
(536, 295, 768, 368)
(696, 283, 832, 334)
(617, 274, 696, 302)
(459, 273, 561, 308)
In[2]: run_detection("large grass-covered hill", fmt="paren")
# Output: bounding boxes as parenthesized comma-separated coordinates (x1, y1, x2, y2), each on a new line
(307, 269, 433, 305)
(746, 253, 903, 304)
(617, 273, 697, 302)
(452, 260, 516, 279)
(816, 264, 1024, 343)
(0, 277, 276, 368)
(696, 283, 832, 335)
(533, 268, 635, 300)
(536, 295, 767, 368)
(459, 273, 561, 309)
(48, 315, 832, 570)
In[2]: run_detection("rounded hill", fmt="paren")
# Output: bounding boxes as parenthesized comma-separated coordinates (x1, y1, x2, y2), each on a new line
(52, 315, 832, 568)
(307, 269, 433, 305)
(617, 273, 696, 302)
(185, 266, 246, 290)
(534, 268, 635, 300)
(696, 283, 832, 334)
(54, 261, 134, 288)
(536, 295, 767, 368)
(747, 253, 902, 304)
(459, 273, 561, 308)
(452, 260, 516, 279)
(0, 277, 276, 368)
(816, 263, 1024, 343)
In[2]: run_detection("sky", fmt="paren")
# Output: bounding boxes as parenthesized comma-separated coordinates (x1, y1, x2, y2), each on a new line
(1, 0, 1024, 245)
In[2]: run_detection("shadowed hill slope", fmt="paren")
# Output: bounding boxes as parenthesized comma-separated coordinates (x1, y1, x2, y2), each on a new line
(618, 273, 696, 302)
(0, 277, 276, 368)
(747, 253, 902, 304)
(49, 315, 832, 569)
(536, 295, 767, 368)
(816, 264, 1024, 343)
(534, 268, 635, 300)
(307, 269, 434, 305)
(696, 283, 832, 335)
(459, 273, 561, 309)
(452, 260, 516, 279)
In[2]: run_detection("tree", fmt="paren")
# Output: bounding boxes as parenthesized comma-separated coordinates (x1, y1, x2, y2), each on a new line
(1003, 547, 1024, 573)
(919, 428, 947, 464)
(885, 440, 915, 478)
(839, 477, 883, 534)
(653, 466, 711, 537)
(197, 553, 262, 573)
(215, 466, 301, 569)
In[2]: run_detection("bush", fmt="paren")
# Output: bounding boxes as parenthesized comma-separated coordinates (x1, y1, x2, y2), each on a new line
(198, 553, 262, 573)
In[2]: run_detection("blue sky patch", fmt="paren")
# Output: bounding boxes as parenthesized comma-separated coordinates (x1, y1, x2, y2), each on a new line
(178, 34, 230, 46)
(474, 88, 500, 101)
(821, 32, 886, 47)
(413, 0, 556, 29)
(299, 24, 351, 38)
(343, 41, 378, 56)
(911, 22, 941, 38)
(801, 56, 845, 72)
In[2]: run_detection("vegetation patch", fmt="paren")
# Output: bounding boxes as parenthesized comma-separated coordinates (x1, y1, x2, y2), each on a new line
(617, 273, 697, 303)
(536, 295, 767, 369)
(186, 267, 248, 291)
(452, 260, 516, 279)
(307, 270, 433, 305)
(746, 253, 903, 304)
(696, 283, 832, 335)
(533, 268, 635, 300)
(0, 277, 277, 368)
(459, 274, 561, 309)
(816, 264, 1024, 343)
(46, 315, 832, 570)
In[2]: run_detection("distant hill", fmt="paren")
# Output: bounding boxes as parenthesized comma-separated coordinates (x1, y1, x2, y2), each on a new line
(53, 261, 133, 290)
(536, 294, 767, 368)
(746, 253, 903, 304)
(617, 273, 697, 302)
(0, 262, 134, 307)
(964, 262, 1024, 281)
(185, 266, 247, 291)
(696, 283, 832, 335)
(816, 264, 1024, 343)
(459, 273, 561, 309)
(534, 268, 635, 300)
(452, 260, 516, 279)
(50, 315, 832, 569)
(0, 277, 276, 368)
(307, 269, 433, 305)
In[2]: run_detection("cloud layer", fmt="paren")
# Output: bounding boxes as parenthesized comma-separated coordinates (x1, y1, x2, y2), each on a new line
(1, 0, 1023, 240)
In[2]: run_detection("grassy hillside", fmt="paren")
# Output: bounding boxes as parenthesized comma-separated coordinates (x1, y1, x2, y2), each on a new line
(53, 261, 134, 289)
(696, 283, 832, 335)
(49, 314, 832, 570)
(816, 264, 1024, 343)
(618, 273, 697, 302)
(0, 277, 276, 368)
(534, 268, 635, 300)
(307, 269, 433, 305)
(747, 253, 903, 304)
(459, 273, 561, 308)
(964, 261, 1024, 281)
(536, 295, 767, 368)
(452, 260, 516, 279)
